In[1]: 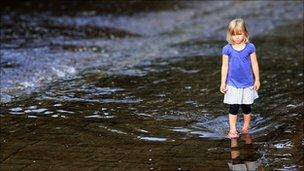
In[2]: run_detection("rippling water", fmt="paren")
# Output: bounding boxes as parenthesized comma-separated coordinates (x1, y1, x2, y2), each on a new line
(1, 22, 303, 170)
(1, 1, 303, 102)
(1, 1, 303, 170)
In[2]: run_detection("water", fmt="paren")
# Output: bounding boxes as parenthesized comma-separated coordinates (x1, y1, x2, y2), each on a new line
(1, 1, 303, 102)
(1, 1, 303, 170)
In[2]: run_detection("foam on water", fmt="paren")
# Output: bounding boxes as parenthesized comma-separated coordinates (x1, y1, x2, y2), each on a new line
(1, 1, 303, 103)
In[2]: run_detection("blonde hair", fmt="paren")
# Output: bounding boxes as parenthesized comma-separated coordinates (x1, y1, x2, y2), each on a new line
(226, 18, 250, 44)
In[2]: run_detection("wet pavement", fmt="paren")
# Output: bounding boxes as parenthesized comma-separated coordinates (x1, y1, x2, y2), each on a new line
(1, 1, 303, 102)
(1, 1, 303, 170)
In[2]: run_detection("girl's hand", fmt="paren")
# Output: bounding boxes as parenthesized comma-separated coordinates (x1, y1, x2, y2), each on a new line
(220, 84, 228, 94)
(254, 80, 260, 91)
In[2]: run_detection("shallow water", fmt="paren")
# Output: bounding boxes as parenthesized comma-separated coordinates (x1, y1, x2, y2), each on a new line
(1, 1, 303, 102)
(1, 22, 303, 170)
(1, 1, 304, 170)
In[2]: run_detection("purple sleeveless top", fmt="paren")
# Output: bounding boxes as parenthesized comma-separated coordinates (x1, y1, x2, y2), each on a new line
(222, 42, 256, 88)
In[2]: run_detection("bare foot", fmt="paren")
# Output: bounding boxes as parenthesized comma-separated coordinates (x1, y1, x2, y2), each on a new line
(241, 127, 249, 134)
(227, 131, 239, 139)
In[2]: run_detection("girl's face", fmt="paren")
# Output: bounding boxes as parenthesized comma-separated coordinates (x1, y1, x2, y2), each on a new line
(231, 32, 245, 44)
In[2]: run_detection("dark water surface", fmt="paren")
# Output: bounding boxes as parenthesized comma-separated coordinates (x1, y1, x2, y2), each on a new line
(1, 1, 303, 171)
(1, 22, 303, 170)
(1, 1, 303, 102)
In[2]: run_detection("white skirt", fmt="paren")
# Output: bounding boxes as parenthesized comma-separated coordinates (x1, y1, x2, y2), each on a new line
(224, 85, 259, 104)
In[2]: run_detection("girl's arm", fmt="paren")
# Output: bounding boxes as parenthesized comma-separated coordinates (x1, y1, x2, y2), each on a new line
(220, 54, 229, 93)
(250, 52, 260, 90)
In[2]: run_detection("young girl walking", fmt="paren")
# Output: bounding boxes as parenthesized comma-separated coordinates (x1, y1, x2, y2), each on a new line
(220, 18, 260, 139)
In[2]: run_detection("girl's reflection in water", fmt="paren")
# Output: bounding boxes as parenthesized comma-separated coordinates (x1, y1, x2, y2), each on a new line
(228, 134, 265, 171)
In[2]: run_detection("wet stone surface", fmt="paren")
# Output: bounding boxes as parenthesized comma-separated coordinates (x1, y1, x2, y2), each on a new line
(1, 1, 303, 170)
(1, 1, 303, 103)
(1, 22, 303, 170)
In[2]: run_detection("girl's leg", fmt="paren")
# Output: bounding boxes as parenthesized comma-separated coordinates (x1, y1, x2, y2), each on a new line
(229, 114, 238, 132)
(241, 104, 252, 133)
(228, 104, 240, 138)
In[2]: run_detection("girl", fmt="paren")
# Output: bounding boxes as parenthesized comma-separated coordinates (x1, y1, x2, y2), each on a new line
(220, 18, 260, 139)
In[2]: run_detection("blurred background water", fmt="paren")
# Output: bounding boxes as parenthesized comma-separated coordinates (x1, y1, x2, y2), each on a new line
(1, 1, 303, 170)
